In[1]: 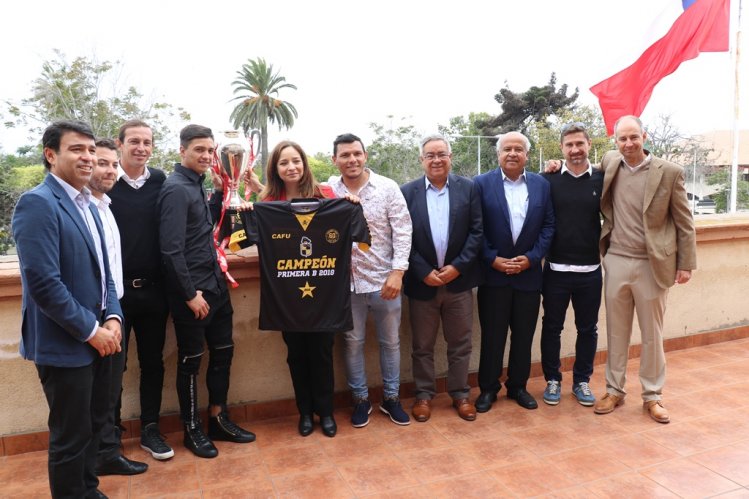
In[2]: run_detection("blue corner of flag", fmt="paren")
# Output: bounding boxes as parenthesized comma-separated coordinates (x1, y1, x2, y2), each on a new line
(682, 0, 697, 9)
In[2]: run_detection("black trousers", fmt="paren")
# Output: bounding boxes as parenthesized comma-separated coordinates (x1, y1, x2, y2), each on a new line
(282, 331, 335, 417)
(540, 265, 602, 384)
(97, 337, 125, 463)
(120, 283, 169, 425)
(170, 290, 234, 424)
(37, 357, 112, 499)
(477, 285, 540, 394)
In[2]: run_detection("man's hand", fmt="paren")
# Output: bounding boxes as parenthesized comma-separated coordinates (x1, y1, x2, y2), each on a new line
(492, 256, 529, 275)
(210, 170, 224, 191)
(380, 270, 404, 300)
(101, 318, 122, 344)
(544, 159, 562, 173)
(187, 290, 210, 320)
(423, 270, 444, 287)
(236, 201, 254, 212)
(675, 270, 692, 284)
(343, 193, 360, 204)
(89, 326, 121, 357)
(436, 264, 460, 284)
(243, 168, 264, 194)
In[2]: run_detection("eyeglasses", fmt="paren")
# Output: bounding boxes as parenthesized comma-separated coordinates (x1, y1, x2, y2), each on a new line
(423, 152, 450, 161)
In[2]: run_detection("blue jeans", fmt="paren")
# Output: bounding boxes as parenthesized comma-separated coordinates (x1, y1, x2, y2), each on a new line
(343, 291, 402, 399)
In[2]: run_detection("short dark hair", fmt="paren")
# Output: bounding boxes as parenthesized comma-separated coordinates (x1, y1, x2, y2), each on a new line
(118, 119, 152, 143)
(560, 122, 590, 142)
(42, 120, 95, 170)
(95, 138, 118, 152)
(180, 124, 214, 148)
(333, 133, 366, 156)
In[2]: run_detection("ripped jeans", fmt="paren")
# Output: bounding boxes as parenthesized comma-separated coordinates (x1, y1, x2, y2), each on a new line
(170, 290, 235, 426)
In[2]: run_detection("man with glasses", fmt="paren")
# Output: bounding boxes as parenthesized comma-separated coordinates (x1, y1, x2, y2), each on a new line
(401, 134, 483, 422)
(539, 123, 604, 407)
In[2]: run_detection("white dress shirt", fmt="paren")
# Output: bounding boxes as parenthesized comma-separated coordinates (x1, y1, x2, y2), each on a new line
(501, 169, 528, 244)
(93, 194, 124, 298)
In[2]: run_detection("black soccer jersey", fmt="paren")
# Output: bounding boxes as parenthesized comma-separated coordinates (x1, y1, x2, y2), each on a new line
(238, 198, 370, 333)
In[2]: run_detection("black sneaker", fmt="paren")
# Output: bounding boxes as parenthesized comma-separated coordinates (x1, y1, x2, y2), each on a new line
(208, 412, 256, 443)
(379, 397, 411, 425)
(351, 398, 372, 428)
(183, 423, 218, 459)
(140, 422, 174, 460)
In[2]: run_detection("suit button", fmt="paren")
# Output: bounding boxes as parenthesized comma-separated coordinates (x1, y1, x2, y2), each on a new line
(96, 302, 102, 309)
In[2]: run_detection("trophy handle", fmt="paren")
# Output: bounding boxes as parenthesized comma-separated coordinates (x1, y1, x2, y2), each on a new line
(247, 129, 262, 168)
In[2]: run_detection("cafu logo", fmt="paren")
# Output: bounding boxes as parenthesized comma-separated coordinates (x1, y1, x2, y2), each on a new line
(300, 236, 312, 257)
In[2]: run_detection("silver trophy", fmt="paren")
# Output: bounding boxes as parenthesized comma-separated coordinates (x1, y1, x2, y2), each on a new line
(217, 130, 248, 212)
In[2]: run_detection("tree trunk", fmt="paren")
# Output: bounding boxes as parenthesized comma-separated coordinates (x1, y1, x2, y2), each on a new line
(260, 124, 269, 182)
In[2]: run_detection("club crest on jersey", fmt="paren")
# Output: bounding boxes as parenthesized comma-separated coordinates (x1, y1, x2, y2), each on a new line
(300, 236, 312, 257)
(325, 229, 340, 244)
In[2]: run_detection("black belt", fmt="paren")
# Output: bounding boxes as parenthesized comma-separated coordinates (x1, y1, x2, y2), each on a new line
(125, 278, 158, 289)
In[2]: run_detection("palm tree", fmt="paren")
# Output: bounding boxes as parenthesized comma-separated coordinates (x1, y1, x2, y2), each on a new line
(230, 58, 298, 177)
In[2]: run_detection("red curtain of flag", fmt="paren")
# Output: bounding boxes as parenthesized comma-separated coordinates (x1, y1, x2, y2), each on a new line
(591, 0, 730, 135)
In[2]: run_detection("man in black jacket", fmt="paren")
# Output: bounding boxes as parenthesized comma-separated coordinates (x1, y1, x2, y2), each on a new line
(401, 134, 483, 422)
(158, 124, 255, 459)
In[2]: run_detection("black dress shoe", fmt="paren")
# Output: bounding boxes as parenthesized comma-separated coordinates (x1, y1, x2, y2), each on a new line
(320, 416, 337, 437)
(208, 411, 256, 443)
(96, 454, 148, 476)
(90, 490, 108, 499)
(184, 423, 218, 458)
(475, 392, 498, 413)
(508, 388, 538, 410)
(298, 414, 314, 437)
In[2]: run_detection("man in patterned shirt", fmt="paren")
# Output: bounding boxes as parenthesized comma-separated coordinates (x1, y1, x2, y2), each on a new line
(329, 133, 413, 427)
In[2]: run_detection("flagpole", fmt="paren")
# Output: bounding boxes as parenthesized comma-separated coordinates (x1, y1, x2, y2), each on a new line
(729, 0, 742, 213)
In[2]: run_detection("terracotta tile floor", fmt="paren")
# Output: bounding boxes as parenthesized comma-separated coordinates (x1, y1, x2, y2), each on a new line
(3, 338, 749, 498)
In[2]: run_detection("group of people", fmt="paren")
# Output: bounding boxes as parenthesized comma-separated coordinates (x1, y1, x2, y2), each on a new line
(12, 114, 696, 499)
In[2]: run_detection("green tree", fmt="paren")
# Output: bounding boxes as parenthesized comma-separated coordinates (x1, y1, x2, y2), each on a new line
(309, 153, 338, 183)
(2, 51, 189, 170)
(478, 73, 579, 137)
(706, 169, 749, 213)
(366, 116, 421, 184)
(528, 106, 612, 170)
(438, 112, 497, 177)
(230, 58, 298, 178)
(0, 155, 45, 254)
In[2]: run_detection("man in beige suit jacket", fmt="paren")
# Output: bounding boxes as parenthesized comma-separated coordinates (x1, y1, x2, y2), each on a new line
(593, 115, 697, 423)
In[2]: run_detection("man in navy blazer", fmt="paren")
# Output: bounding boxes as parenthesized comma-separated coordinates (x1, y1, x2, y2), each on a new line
(401, 134, 483, 422)
(13, 120, 123, 499)
(473, 131, 554, 411)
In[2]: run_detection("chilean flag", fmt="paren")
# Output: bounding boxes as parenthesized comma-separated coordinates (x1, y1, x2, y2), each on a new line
(591, 0, 730, 135)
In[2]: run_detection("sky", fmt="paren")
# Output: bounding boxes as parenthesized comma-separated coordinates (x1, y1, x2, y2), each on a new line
(0, 0, 746, 157)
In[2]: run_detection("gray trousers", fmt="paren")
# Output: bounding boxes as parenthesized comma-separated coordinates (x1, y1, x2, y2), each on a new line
(409, 288, 474, 400)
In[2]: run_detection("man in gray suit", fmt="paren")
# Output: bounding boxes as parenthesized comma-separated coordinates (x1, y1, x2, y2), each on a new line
(401, 134, 483, 422)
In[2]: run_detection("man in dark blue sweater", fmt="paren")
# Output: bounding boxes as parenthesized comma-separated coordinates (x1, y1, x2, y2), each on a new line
(108, 120, 175, 462)
(540, 123, 604, 407)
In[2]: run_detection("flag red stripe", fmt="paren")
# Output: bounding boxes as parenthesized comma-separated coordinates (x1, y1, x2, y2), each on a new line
(591, 0, 730, 135)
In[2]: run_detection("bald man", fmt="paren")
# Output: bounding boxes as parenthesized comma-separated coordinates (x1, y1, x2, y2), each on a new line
(593, 115, 696, 424)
